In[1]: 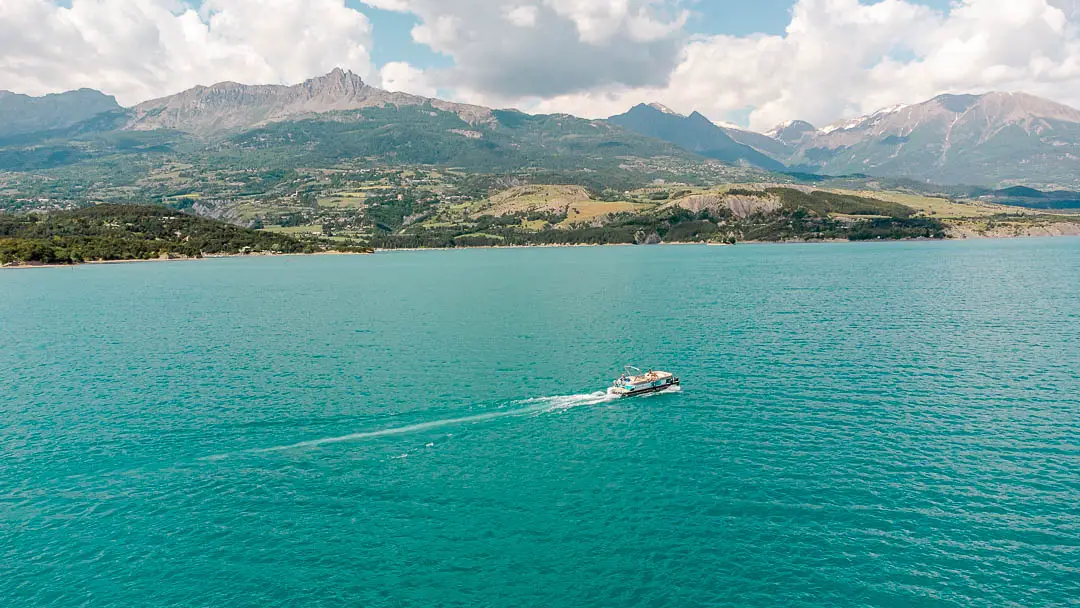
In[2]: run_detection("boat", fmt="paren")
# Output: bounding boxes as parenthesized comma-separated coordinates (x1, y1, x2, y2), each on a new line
(607, 366, 680, 397)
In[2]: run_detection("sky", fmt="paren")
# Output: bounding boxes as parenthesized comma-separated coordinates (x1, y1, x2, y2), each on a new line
(2, 0, 1080, 131)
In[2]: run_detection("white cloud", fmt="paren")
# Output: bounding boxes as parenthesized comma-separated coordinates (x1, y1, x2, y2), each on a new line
(504, 5, 539, 28)
(359, 0, 687, 98)
(379, 61, 438, 96)
(521, 0, 1080, 130)
(543, 0, 687, 44)
(0, 0, 375, 105)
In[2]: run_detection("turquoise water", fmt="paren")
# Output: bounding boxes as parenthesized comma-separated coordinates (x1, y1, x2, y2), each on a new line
(2, 241, 1079, 607)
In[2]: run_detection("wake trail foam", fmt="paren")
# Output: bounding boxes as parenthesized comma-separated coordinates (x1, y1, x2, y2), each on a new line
(253, 410, 515, 453)
(203, 391, 617, 461)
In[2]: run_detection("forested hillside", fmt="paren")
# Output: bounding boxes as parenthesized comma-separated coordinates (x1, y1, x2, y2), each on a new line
(0, 205, 365, 265)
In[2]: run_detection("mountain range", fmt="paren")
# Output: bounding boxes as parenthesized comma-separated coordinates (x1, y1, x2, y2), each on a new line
(126, 68, 495, 135)
(611, 94, 1080, 189)
(608, 104, 786, 172)
(781, 92, 1080, 189)
(0, 70, 709, 180)
(0, 89, 120, 138)
(2, 69, 1079, 189)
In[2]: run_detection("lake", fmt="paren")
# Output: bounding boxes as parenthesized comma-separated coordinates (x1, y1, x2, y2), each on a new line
(2, 240, 1078, 607)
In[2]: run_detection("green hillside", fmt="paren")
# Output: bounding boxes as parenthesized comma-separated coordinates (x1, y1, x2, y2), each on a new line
(0, 204, 365, 265)
(0, 103, 762, 215)
(220, 105, 701, 172)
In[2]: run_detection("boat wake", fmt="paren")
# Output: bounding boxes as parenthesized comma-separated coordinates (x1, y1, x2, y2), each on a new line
(645, 384, 682, 396)
(202, 391, 618, 461)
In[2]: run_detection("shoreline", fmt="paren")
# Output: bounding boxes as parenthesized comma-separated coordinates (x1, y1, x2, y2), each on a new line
(5, 233, 1079, 268)
(375, 231, 1080, 252)
(0, 250, 370, 270)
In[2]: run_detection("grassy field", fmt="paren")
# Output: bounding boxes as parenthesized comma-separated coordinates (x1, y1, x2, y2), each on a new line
(559, 201, 653, 226)
(836, 190, 1011, 218)
(262, 225, 324, 235)
(943, 213, 1080, 237)
(468, 185, 594, 217)
(318, 195, 368, 209)
(460, 184, 652, 225)
(456, 232, 505, 241)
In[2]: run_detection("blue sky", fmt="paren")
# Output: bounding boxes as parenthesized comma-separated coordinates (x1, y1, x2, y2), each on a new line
(358, 5, 452, 69)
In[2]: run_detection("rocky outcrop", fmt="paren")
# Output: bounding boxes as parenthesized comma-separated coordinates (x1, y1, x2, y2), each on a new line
(670, 191, 782, 219)
(634, 230, 662, 244)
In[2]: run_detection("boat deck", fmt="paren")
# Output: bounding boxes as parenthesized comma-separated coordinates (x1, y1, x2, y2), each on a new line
(626, 371, 673, 384)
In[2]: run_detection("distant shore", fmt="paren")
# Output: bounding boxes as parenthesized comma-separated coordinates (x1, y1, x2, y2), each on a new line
(6, 231, 1080, 268)
(374, 242, 640, 252)
(0, 250, 370, 270)
(375, 230, 1080, 252)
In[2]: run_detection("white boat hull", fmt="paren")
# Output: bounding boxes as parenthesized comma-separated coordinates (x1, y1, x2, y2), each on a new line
(608, 376, 680, 397)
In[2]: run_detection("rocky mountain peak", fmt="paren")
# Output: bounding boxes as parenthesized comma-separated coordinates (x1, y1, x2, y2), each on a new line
(609, 104, 788, 172)
(968, 91, 1080, 124)
(765, 119, 817, 144)
(304, 67, 366, 93)
(932, 93, 981, 114)
(646, 102, 683, 116)
(687, 110, 713, 123)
